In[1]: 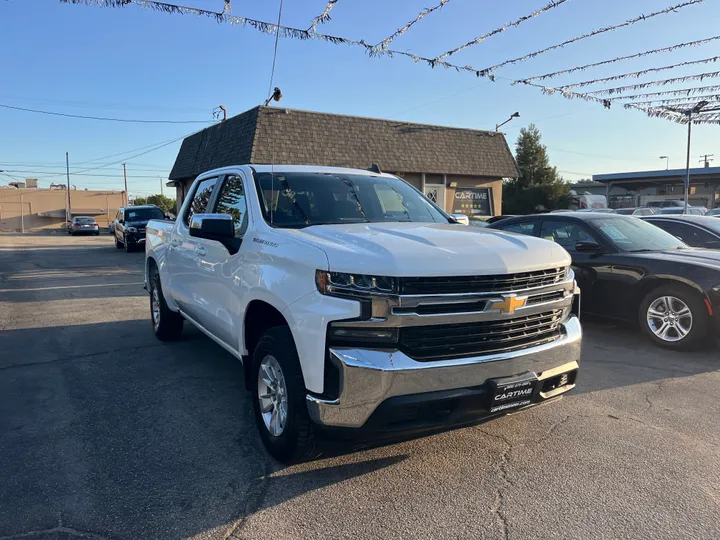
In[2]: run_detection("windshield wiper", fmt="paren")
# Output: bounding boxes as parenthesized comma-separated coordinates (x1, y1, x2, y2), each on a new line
(276, 175, 311, 226)
(341, 178, 370, 222)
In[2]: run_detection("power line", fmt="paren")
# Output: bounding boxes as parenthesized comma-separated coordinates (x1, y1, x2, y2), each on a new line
(0, 103, 213, 124)
(267, 0, 284, 99)
(0, 95, 210, 114)
(480, 0, 705, 74)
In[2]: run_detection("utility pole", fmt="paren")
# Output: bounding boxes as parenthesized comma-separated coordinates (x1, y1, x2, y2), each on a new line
(66, 152, 72, 224)
(122, 163, 128, 206)
(699, 154, 714, 168)
(158, 176, 164, 197)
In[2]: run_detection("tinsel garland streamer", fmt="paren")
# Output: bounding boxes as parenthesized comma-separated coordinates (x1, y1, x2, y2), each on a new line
(599, 84, 720, 101)
(586, 70, 720, 95)
(378, 0, 451, 49)
(516, 35, 720, 83)
(308, 0, 338, 33)
(625, 93, 720, 106)
(522, 80, 720, 124)
(480, 0, 706, 74)
(557, 56, 720, 90)
(433, 0, 571, 62)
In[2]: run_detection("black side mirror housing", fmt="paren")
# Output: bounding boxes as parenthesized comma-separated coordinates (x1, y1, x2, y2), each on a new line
(189, 214, 234, 242)
(575, 241, 603, 253)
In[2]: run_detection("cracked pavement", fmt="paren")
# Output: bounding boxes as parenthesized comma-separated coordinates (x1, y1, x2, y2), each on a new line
(1, 234, 719, 540)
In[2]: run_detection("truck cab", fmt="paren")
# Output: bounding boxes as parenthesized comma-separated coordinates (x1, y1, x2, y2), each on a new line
(145, 165, 582, 462)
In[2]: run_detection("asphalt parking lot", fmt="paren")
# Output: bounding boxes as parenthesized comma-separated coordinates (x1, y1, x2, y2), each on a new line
(0, 233, 718, 540)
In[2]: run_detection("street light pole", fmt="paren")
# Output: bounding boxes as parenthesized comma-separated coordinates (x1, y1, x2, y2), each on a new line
(684, 118, 692, 212)
(496, 112, 520, 131)
(659, 155, 669, 170)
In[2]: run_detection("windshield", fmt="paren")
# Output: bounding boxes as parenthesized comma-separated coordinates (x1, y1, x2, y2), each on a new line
(74, 217, 95, 223)
(592, 216, 686, 252)
(125, 207, 164, 222)
(253, 172, 448, 228)
(615, 208, 635, 215)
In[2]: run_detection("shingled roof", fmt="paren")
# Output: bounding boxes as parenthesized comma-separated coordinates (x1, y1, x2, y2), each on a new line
(169, 106, 518, 182)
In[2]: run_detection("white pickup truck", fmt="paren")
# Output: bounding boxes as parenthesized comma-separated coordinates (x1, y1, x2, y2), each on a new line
(145, 165, 581, 462)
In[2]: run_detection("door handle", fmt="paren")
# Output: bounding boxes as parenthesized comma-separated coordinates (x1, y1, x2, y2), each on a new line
(195, 246, 207, 257)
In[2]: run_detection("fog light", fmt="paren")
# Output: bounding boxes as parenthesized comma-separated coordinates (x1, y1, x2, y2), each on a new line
(329, 325, 398, 345)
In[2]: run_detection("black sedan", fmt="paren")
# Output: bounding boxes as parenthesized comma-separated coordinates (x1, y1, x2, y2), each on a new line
(642, 215, 720, 250)
(489, 213, 720, 350)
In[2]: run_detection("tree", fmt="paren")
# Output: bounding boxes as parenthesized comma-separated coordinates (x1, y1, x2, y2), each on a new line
(146, 194, 175, 214)
(502, 124, 571, 214)
(131, 194, 175, 213)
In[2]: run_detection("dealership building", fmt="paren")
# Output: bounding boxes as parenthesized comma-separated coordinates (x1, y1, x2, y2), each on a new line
(168, 106, 518, 216)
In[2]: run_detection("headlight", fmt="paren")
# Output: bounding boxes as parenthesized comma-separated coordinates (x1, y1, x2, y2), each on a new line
(126, 226, 138, 233)
(567, 267, 575, 282)
(315, 270, 398, 296)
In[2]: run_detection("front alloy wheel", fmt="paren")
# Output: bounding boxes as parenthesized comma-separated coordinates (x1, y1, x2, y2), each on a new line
(639, 285, 709, 350)
(257, 355, 288, 437)
(646, 295, 693, 342)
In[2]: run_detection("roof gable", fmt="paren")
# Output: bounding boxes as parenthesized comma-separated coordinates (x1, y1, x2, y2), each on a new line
(170, 106, 518, 181)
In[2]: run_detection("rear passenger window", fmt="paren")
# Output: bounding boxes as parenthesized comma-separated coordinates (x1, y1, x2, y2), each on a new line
(500, 221, 538, 235)
(215, 175, 248, 237)
(184, 177, 219, 227)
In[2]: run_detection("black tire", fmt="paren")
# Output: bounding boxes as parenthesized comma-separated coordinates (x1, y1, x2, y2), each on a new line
(115, 236, 123, 249)
(149, 271, 183, 341)
(639, 284, 710, 351)
(95, 231, 100, 236)
(251, 326, 317, 464)
(124, 235, 133, 253)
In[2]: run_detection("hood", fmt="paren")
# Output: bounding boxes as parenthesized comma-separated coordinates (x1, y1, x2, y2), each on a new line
(632, 248, 720, 269)
(286, 222, 571, 276)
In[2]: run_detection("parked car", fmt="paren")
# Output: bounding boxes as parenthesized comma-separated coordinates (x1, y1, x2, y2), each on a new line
(643, 215, 720, 249)
(576, 208, 616, 213)
(145, 165, 581, 462)
(68, 216, 100, 236)
(615, 207, 655, 216)
(489, 213, 720, 351)
(705, 208, 720, 217)
(647, 200, 685, 209)
(654, 206, 706, 215)
(112, 205, 165, 252)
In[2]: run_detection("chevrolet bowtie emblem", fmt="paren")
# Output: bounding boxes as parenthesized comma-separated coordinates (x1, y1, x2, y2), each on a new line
(491, 295, 527, 314)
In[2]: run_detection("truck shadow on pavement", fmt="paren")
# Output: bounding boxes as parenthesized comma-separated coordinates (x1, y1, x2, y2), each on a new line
(0, 319, 408, 539)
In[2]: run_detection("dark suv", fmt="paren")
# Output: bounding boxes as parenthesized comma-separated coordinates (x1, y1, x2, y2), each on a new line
(112, 205, 165, 252)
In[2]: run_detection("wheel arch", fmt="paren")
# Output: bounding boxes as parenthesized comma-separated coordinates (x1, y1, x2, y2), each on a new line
(635, 275, 706, 306)
(242, 300, 294, 391)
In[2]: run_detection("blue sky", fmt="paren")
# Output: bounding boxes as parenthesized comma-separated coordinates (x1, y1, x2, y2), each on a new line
(1, 0, 719, 196)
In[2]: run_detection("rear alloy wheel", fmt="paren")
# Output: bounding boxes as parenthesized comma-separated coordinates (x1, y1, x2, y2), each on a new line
(149, 271, 183, 341)
(640, 285, 709, 350)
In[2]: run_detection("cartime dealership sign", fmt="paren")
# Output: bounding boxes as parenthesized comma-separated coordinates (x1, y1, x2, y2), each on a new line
(452, 187, 491, 216)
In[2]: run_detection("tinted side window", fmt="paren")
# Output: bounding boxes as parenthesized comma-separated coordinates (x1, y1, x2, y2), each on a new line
(540, 220, 595, 252)
(215, 175, 248, 237)
(185, 177, 219, 226)
(651, 221, 716, 247)
(500, 221, 538, 235)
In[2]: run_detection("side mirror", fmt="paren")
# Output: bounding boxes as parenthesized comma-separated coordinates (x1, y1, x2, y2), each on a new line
(575, 241, 603, 253)
(450, 213, 470, 225)
(189, 213, 234, 242)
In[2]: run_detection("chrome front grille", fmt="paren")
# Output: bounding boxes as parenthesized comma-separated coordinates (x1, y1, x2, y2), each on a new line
(399, 267, 567, 295)
(399, 310, 565, 361)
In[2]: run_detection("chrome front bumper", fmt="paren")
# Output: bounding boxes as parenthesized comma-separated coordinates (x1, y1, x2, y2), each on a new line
(306, 316, 581, 428)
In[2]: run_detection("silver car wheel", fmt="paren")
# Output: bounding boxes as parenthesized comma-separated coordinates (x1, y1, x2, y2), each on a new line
(258, 355, 288, 437)
(647, 295, 693, 342)
(151, 286, 161, 331)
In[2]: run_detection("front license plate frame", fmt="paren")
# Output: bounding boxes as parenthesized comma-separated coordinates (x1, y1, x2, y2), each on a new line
(488, 373, 538, 413)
